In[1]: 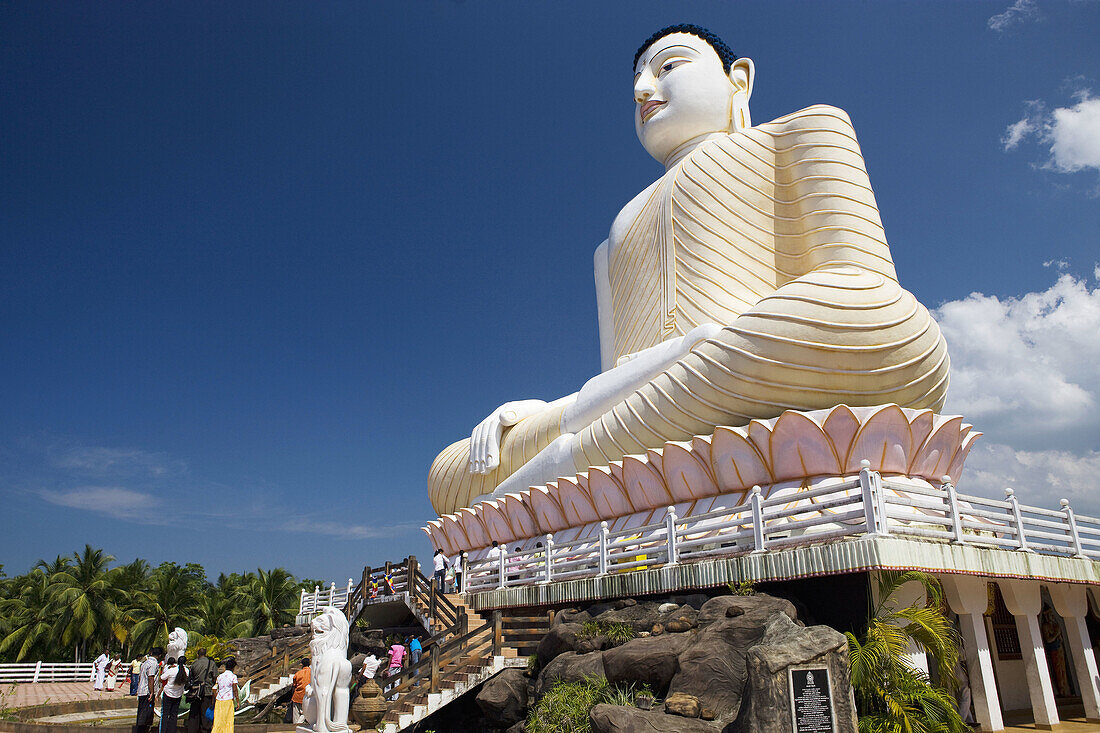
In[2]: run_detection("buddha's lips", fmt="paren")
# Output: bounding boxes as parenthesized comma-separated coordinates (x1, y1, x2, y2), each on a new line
(640, 100, 665, 123)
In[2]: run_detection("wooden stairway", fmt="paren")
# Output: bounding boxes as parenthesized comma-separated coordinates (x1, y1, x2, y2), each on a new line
(378, 591, 527, 733)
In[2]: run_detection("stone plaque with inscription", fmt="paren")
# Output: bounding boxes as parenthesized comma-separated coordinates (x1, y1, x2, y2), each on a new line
(788, 667, 835, 733)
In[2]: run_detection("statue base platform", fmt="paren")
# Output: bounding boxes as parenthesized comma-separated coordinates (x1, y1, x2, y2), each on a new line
(297, 726, 349, 733)
(424, 404, 980, 557)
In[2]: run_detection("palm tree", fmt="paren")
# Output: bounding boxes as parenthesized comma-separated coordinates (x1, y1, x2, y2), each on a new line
(197, 593, 248, 639)
(48, 545, 122, 662)
(126, 564, 203, 653)
(0, 570, 57, 661)
(846, 570, 968, 733)
(233, 568, 299, 637)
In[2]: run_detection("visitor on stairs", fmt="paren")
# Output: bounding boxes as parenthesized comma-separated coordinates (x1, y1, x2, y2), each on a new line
(135, 649, 161, 733)
(290, 657, 310, 724)
(451, 552, 463, 593)
(432, 549, 448, 590)
(185, 648, 217, 733)
(407, 636, 422, 687)
(212, 658, 239, 733)
(384, 642, 405, 696)
(161, 655, 189, 733)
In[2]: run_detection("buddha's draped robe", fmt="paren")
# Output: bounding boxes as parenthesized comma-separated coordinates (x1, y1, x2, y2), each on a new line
(428, 105, 949, 516)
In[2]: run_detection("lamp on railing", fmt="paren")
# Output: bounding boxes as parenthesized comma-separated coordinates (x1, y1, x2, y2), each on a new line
(750, 486, 766, 552)
(665, 507, 679, 565)
(1061, 498, 1085, 558)
(1005, 488, 1031, 551)
(543, 534, 553, 584)
(943, 475, 964, 543)
(598, 521, 610, 575)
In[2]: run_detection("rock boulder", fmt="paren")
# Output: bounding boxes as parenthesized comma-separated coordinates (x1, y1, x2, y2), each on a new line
(476, 667, 529, 728)
(602, 633, 692, 696)
(534, 651, 606, 697)
(589, 704, 718, 733)
(729, 613, 857, 733)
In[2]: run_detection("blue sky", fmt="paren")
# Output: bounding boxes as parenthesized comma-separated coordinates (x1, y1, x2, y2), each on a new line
(2, 1, 1098, 583)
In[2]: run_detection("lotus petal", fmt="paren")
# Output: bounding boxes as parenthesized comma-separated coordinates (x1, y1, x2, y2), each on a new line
(479, 500, 516, 544)
(947, 429, 982, 485)
(769, 410, 842, 479)
(588, 466, 634, 518)
(710, 425, 772, 491)
(557, 476, 599, 525)
(661, 441, 718, 501)
(906, 410, 934, 469)
(441, 514, 470, 551)
(530, 485, 569, 533)
(821, 405, 860, 468)
(456, 507, 489, 548)
(622, 454, 672, 508)
(911, 415, 964, 480)
(848, 404, 912, 474)
(502, 493, 538, 539)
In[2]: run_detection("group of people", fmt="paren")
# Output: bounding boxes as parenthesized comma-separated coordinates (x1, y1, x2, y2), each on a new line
(91, 652, 124, 692)
(430, 549, 461, 592)
(113, 647, 239, 733)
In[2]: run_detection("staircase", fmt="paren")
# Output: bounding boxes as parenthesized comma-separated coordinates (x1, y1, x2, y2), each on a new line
(240, 634, 312, 705)
(378, 593, 525, 733)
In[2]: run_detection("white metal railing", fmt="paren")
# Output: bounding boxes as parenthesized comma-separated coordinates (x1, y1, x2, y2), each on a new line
(0, 662, 95, 683)
(297, 578, 354, 617)
(458, 461, 1100, 593)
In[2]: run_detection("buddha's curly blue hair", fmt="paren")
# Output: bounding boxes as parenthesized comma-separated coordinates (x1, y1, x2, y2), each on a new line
(633, 24, 738, 73)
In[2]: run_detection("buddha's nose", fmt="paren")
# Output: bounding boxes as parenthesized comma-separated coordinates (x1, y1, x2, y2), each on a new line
(634, 72, 655, 104)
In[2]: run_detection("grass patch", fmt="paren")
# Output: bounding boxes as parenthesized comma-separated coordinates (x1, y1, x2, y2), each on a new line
(526, 677, 652, 733)
(579, 620, 635, 647)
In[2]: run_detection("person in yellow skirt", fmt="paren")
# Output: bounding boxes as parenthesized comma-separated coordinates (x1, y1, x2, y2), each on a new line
(212, 658, 239, 733)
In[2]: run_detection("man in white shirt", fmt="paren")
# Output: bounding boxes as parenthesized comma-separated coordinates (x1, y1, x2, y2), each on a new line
(135, 649, 161, 733)
(92, 651, 109, 691)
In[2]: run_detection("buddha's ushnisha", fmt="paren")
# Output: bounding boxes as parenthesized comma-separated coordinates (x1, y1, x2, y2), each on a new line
(428, 25, 950, 516)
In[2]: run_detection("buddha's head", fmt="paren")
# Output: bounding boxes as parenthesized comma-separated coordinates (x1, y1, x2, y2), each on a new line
(633, 25, 755, 165)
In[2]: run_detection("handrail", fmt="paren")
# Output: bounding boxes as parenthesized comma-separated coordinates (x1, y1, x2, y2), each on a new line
(381, 611, 501, 701)
(455, 462, 1100, 593)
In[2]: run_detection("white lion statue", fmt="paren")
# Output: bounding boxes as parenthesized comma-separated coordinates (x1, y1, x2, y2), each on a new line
(166, 627, 188, 662)
(301, 607, 352, 733)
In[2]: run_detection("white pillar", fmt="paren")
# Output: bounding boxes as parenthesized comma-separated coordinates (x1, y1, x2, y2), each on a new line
(1048, 583, 1100, 722)
(941, 575, 1003, 731)
(998, 579, 1059, 729)
(891, 580, 931, 675)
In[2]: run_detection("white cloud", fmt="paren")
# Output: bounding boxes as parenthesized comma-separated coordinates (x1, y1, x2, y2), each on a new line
(988, 0, 1041, 32)
(281, 517, 422, 540)
(958, 444, 1100, 516)
(935, 268, 1100, 452)
(1003, 90, 1100, 182)
(39, 486, 162, 521)
(934, 269, 1100, 511)
(47, 444, 184, 478)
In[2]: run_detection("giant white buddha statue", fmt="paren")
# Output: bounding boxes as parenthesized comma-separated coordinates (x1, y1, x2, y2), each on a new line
(428, 25, 950, 516)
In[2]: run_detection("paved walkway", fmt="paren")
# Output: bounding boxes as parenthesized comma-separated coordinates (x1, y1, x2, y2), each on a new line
(0, 682, 130, 709)
(1003, 704, 1100, 730)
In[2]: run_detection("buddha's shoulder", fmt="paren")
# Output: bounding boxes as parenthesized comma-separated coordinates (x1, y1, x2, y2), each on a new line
(750, 104, 859, 138)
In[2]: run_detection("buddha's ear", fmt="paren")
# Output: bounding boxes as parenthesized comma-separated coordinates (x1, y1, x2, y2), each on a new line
(729, 57, 754, 101)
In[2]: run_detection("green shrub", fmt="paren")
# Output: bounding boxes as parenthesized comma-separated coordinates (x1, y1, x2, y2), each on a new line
(579, 620, 635, 647)
(526, 677, 652, 733)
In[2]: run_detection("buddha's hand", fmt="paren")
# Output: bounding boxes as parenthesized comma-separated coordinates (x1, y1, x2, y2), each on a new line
(469, 399, 549, 474)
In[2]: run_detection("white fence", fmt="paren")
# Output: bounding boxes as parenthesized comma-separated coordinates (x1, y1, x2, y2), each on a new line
(461, 463, 1100, 592)
(0, 662, 94, 683)
(297, 579, 354, 617)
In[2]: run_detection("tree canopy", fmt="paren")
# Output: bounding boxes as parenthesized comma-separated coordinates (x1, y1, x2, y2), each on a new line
(0, 545, 321, 662)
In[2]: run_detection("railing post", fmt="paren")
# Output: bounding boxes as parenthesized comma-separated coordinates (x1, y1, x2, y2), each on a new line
(750, 486, 766, 552)
(33, 660, 42, 683)
(944, 475, 964, 543)
(299, 588, 306, 615)
(328, 581, 336, 605)
(872, 470, 890, 536)
(859, 461, 880, 535)
(429, 580, 438, 628)
(492, 610, 503, 657)
(542, 534, 554, 584)
(459, 607, 468, 637)
(1005, 488, 1030, 551)
(498, 548, 507, 589)
(407, 555, 417, 594)
(460, 552, 468, 594)
(1062, 498, 1085, 557)
(429, 642, 440, 694)
(598, 521, 609, 575)
(665, 506, 678, 565)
